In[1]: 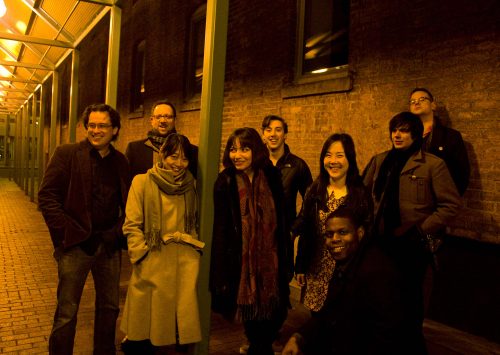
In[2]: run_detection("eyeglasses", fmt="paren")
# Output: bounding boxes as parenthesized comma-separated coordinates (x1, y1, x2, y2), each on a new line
(152, 114, 175, 120)
(87, 123, 112, 130)
(409, 97, 431, 105)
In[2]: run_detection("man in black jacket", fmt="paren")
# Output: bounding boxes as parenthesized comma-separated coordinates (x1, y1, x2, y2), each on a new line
(125, 99, 198, 178)
(409, 88, 470, 195)
(38, 104, 130, 354)
(261, 115, 312, 228)
(282, 205, 405, 355)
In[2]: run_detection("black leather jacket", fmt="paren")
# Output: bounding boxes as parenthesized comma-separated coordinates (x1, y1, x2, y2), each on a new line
(275, 144, 313, 226)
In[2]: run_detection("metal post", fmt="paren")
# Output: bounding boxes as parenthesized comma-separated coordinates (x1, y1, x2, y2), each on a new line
(105, 5, 121, 108)
(23, 105, 29, 193)
(38, 86, 45, 194)
(50, 70, 59, 157)
(195, 1, 229, 354)
(30, 94, 37, 201)
(69, 49, 79, 142)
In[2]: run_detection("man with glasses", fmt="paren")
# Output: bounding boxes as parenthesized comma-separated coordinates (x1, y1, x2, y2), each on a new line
(409, 88, 470, 195)
(125, 99, 198, 178)
(38, 104, 131, 354)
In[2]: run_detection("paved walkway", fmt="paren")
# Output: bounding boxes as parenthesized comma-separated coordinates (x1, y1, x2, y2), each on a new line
(1, 178, 499, 354)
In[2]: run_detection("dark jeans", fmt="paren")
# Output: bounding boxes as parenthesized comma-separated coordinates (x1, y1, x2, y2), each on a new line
(243, 306, 287, 355)
(389, 236, 430, 355)
(49, 243, 121, 355)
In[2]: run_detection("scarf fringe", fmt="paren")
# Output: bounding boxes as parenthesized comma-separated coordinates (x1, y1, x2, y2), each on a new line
(145, 229, 162, 251)
(236, 297, 280, 322)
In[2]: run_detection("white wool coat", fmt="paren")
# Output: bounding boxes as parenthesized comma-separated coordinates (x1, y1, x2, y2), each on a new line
(120, 174, 202, 346)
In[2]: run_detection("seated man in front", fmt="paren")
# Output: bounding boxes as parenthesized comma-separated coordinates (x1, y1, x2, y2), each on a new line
(283, 205, 405, 354)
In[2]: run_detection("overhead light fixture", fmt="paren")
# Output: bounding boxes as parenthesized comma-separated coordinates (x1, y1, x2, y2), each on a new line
(0, 0, 6, 18)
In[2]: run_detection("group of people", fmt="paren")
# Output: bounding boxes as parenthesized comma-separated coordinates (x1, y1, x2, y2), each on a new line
(37, 87, 469, 354)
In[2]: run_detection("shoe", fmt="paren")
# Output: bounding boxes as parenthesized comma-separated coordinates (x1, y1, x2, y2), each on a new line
(239, 343, 249, 354)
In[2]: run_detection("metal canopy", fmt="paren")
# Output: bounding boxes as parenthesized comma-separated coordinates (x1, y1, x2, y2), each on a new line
(0, 0, 116, 114)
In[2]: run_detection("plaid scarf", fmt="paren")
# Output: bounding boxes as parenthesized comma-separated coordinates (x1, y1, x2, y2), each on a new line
(147, 129, 176, 150)
(143, 163, 198, 251)
(235, 169, 279, 321)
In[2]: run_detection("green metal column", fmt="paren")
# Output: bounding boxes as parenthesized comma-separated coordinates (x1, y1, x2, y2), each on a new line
(38, 86, 45, 193)
(105, 5, 121, 108)
(50, 70, 59, 158)
(69, 49, 79, 142)
(30, 94, 37, 202)
(195, 0, 229, 354)
(14, 111, 21, 184)
(23, 105, 29, 194)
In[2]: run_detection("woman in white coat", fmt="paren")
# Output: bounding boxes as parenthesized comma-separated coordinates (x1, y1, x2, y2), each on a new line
(121, 133, 203, 353)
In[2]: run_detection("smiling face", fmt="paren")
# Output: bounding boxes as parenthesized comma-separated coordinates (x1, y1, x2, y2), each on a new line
(162, 147, 189, 177)
(229, 138, 253, 175)
(323, 141, 349, 184)
(150, 103, 176, 136)
(391, 125, 414, 150)
(262, 119, 287, 152)
(86, 111, 118, 152)
(324, 216, 364, 262)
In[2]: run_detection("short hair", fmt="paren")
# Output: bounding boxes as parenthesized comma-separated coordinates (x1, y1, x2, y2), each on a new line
(410, 88, 434, 102)
(81, 103, 120, 141)
(261, 115, 288, 134)
(389, 111, 424, 142)
(325, 203, 368, 230)
(159, 133, 192, 162)
(222, 127, 270, 169)
(150, 99, 177, 118)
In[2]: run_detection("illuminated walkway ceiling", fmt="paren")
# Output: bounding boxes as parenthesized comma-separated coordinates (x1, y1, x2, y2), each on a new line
(0, 0, 116, 114)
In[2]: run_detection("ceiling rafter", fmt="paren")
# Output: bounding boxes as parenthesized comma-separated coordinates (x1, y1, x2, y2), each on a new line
(0, 59, 53, 70)
(0, 32, 73, 48)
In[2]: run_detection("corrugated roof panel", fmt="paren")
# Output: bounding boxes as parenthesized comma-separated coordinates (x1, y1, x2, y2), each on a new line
(39, 0, 77, 32)
(29, 11, 60, 41)
(64, 2, 103, 40)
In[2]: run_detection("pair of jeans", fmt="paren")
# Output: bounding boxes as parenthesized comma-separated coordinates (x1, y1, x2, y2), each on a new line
(49, 243, 121, 355)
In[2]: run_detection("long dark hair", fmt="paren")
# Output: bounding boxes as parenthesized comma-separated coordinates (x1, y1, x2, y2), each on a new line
(309, 133, 363, 208)
(222, 127, 270, 170)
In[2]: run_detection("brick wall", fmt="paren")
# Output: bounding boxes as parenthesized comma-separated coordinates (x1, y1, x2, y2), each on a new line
(77, 0, 498, 243)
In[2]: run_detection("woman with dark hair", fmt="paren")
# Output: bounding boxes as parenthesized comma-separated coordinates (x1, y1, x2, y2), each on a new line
(210, 127, 293, 355)
(363, 112, 461, 353)
(121, 133, 203, 354)
(295, 133, 370, 312)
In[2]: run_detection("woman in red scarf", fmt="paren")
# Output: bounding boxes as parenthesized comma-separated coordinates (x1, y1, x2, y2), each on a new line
(210, 127, 293, 355)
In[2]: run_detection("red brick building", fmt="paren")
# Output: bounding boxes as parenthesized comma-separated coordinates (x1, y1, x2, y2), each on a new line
(57, 0, 498, 342)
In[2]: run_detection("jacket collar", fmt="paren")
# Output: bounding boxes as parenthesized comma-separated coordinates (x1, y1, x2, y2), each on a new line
(401, 149, 425, 175)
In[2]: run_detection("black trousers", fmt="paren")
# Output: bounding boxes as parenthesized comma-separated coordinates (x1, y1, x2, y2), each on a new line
(243, 306, 288, 355)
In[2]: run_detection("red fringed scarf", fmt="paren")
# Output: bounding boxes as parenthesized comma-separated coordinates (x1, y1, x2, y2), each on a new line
(235, 170, 280, 321)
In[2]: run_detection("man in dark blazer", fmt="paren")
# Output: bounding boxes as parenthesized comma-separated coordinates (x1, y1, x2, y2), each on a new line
(125, 99, 198, 178)
(409, 88, 470, 195)
(282, 205, 405, 355)
(38, 104, 131, 354)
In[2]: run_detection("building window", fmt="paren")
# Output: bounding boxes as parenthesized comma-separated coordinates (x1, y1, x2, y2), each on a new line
(131, 39, 146, 113)
(295, 0, 350, 82)
(185, 4, 206, 100)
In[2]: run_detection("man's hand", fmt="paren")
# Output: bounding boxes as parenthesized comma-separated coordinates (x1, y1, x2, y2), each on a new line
(296, 273, 306, 287)
(282, 334, 301, 355)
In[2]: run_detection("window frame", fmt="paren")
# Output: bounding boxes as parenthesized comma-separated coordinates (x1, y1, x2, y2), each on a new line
(130, 39, 146, 115)
(185, 4, 207, 103)
(293, 0, 351, 86)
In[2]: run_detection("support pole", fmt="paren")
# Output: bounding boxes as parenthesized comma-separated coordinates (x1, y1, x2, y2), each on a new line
(195, 0, 229, 354)
(105, 5, 121, 108)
